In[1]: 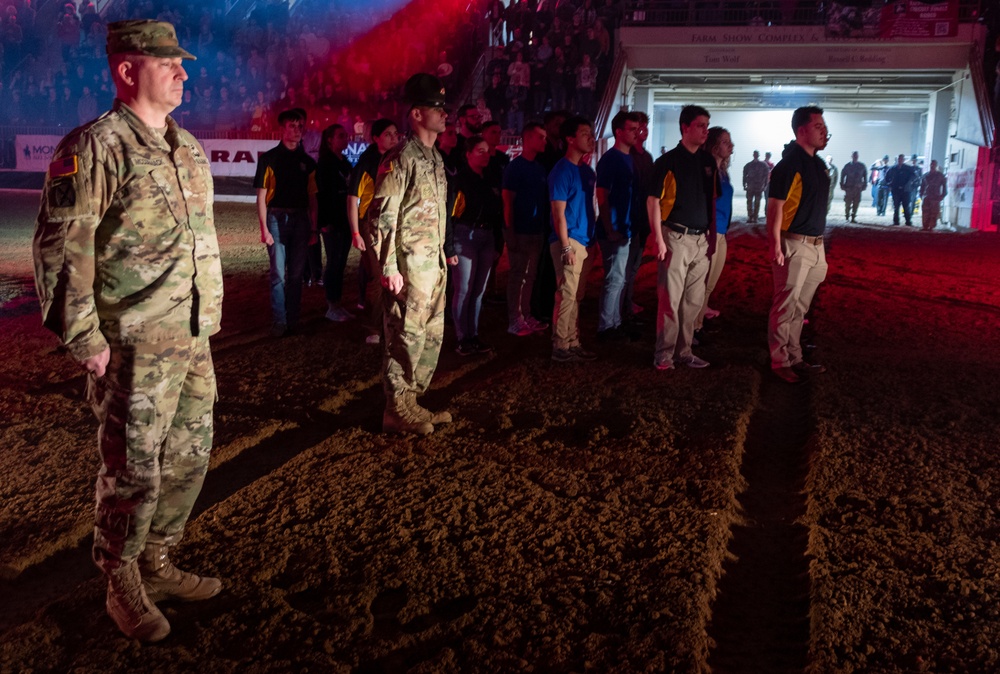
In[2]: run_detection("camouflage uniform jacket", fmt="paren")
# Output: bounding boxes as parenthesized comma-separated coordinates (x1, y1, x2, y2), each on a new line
(742, 159, 769, 192)
(920, 171, 947, 201)
(370, 136, 448, 278)
(33, 99, 223, 362)
(840, 160, 867, 190)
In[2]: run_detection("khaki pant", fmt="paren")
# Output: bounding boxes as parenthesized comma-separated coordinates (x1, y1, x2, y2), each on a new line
(696, 232, 727, 330)
(550, 238, 595, 350)
(768, 237, 828, 369)
(88, 338, 216, 572)
(655, 228, 709, 365)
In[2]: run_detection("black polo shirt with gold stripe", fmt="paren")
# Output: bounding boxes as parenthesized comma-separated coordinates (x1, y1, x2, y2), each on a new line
(648, 142, 717, 231)
(767, 141, 830, 237)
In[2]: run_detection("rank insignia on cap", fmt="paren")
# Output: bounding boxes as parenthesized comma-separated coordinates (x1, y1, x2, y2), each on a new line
(49, 155, 78, 178)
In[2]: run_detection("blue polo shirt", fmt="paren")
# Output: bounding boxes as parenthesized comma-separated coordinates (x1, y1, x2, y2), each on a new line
(502, 155, 549, 235)
(595, 147, 634, 238)
(716, 170, 733, 235)
(548, 157, 596, 246)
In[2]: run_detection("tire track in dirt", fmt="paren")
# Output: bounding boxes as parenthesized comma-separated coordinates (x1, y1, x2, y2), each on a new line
(706, 371, 816, 673)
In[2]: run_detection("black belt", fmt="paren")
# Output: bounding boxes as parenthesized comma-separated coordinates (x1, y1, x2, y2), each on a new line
(664, 221, 707, 236)
(456, 221, 493, 230)
(268, 206, 308, 213)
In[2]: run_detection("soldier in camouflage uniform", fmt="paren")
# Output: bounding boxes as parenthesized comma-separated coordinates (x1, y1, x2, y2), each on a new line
(369, 74, 453, 434)
(32, 20, 223, 642)
(840, 151, 867, 223)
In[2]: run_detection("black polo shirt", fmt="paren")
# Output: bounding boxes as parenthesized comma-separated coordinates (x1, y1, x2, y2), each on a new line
(254, 142, 317, 209)
(768, 142, 830, 237)
(648, 142, 717, 231)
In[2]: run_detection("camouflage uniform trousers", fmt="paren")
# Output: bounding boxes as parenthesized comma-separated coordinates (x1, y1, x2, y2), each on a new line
(87, 337, 216, 572)
(844, 187, 862, 219)
(382, 269, 446, 400)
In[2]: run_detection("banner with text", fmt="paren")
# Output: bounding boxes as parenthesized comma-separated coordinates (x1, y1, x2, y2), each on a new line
(16, 136, 370, 177)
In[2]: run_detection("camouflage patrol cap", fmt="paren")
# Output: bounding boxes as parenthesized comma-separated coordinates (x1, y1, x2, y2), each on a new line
(106, 20, 196, 60)
(403, 73, 448, 109)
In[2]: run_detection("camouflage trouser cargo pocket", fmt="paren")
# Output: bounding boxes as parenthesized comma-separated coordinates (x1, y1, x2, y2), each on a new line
(87, 339, 216, 572)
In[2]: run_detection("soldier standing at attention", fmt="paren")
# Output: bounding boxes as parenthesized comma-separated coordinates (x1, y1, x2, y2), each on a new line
(255, 107, 318, 337)
(33, 19, 223, 642)
(742, 150, 769, 224)
(370, 74, 453, 435)
(840, 150, 867, 223)
(767, 106, 830, 384)
(919, 159, 947, 231)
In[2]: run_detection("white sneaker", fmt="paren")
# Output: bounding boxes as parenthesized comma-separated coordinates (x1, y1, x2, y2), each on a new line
(678, 355, 710, 369)
(325, 306, 352, 322)
(704, 307, 720, 319)
(508, 319, 533, 336)
(365, 333, 381, 344)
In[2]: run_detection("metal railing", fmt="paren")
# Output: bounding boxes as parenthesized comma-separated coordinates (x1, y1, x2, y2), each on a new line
(594, 48, 628, 140)
(622, 0, 984, 27)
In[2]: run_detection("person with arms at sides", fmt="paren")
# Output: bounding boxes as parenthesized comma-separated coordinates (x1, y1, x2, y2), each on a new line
(595, 110, 640, 342)
(349, 118, 398, 342)
(316, 124, 355, 322)
(694, 126, 734, 344)
(452, 135, 504, 355)
(647, 105, 717, 371)
(919, 159, 947, 231)
(33, 19, 223, 642)
(839, 150, 867, 223)
(766, 106, 831, 384)
(369, 74, 453, 434)
(255, 107, 318, 337)
(503, 122, 551, 337)
(549, 115, 599, 363)
(624, 110, 654, 321)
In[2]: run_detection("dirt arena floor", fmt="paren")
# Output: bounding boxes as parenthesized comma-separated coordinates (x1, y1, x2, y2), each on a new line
(1, 189, 999, 673)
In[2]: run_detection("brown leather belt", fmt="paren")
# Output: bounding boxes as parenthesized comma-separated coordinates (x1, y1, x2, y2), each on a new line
(782, 231, 823, 245)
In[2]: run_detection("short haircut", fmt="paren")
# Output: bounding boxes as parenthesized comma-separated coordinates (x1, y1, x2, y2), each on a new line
(457, 104, 477, 119)
(791, 106, 823, 134)
(521, 121, 544, 136)
(633, 111, 649, 125)
(277, 107, 306, 125)
(480, 120, 501, 133)
(560, 115, 592, 142)
(464, 134, 487, 154)
(610, 110, 630, 135)
(544, 109, 571, 125)
(371, 118, 396, 139)
(679, 105, 709, 132)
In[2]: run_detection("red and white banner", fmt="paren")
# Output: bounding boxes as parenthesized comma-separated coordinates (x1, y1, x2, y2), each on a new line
(879, 0, 958, 39)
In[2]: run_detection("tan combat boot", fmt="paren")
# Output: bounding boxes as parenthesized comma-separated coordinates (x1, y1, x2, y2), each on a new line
(405, 391, 453, 425)
(106, 560, 171, 642)
(139, 542, 223, 603)
(383, 395, 434, 434)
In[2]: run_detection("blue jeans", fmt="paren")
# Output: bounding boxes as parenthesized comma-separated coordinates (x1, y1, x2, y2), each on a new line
(597, 236, 631, 332)
(266, 209, 310, 328)
(451, 224, 495, 343)
(322, 227, 352, 303)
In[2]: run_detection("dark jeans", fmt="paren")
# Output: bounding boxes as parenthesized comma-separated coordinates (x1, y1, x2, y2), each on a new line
(876, 185, 890, 216)
(266, 209, 310, 328)
(322, 227, 352, 304)
(891, 188, 913, 225)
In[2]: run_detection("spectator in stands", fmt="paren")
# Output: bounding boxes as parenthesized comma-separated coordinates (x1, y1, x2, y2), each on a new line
(575, 53, 598, 118)
(483, 74, 507, 133)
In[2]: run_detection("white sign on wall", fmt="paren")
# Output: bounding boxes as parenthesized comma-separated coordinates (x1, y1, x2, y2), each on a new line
(15, 135, 62, 172)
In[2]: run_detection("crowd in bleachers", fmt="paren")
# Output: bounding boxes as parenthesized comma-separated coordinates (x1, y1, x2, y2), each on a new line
(0, 0, 486, 135)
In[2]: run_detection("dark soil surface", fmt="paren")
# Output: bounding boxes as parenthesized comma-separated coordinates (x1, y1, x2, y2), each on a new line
(1, 193, 998, 673)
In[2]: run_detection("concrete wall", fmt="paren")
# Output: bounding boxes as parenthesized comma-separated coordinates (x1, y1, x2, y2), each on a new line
(647, 104, 922, 194)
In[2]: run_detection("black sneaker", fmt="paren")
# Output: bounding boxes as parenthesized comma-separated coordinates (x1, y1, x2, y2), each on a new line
(597, 327, 626, 342)
(455, 340, 477, 356)
(472, 336, 494, 354)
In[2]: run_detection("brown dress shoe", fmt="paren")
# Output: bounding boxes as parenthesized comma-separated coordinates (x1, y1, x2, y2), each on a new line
(772, 366, 802, 384)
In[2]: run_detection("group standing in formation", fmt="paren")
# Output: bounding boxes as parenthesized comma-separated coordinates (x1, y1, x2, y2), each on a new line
(28, 15, 951, 645)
